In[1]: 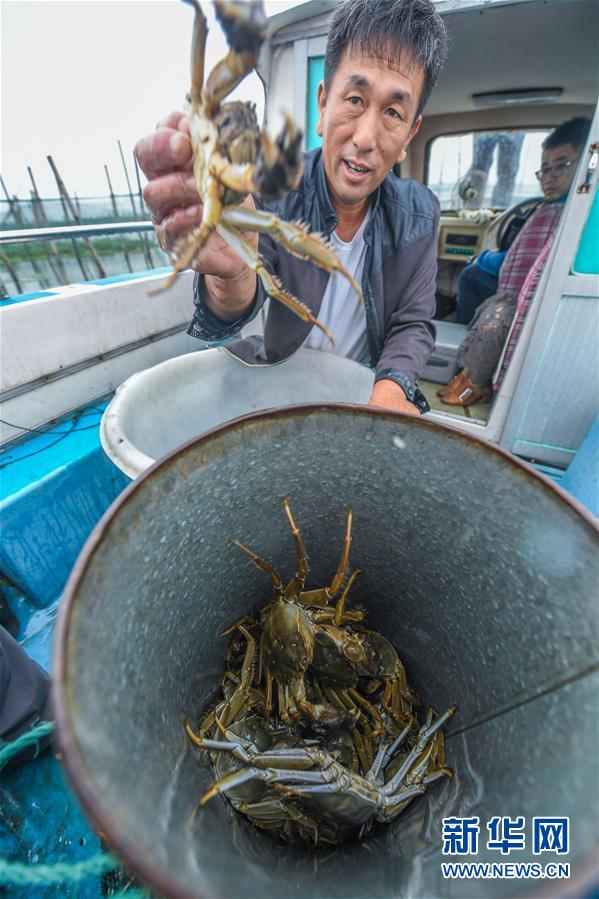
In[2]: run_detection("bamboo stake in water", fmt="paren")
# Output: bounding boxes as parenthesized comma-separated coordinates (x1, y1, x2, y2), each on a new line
(118, 139, 153, 270)
(104, 164, 133, 274)
(43, 161, 90, 281)
(47, 155, 107, 278)
(133, 151, 156, 269)
(0, 175, 50, 290)
(27, 166, 68, 284)
(0, 249, 23, 294)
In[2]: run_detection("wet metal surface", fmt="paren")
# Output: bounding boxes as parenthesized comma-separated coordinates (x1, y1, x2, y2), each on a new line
(54, 405, 599, 898)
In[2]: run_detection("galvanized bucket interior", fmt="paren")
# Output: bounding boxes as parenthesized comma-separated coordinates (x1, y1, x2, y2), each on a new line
(55, 406, 599, 898)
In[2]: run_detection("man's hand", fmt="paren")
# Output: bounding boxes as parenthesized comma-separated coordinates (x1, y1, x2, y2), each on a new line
(135, 111, 198, 252)
(368, 379, 421, 416)
(134, 111, 258, 318)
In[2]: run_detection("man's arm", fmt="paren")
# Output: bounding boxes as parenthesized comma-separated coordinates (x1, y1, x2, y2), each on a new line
(369, 225, 438, 416)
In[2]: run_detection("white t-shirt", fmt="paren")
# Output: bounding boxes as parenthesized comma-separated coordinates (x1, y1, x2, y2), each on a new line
(304, 208, 371, 363)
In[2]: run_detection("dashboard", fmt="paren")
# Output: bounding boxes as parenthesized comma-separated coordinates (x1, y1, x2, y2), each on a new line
(437, 218, 489, 262)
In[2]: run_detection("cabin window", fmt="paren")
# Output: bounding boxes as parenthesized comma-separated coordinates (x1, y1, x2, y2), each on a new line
(306, 56, 324, 151)
(426, 128, 550, 211)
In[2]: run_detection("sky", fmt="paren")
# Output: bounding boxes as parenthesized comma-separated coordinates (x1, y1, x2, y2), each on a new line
(1, 0, 309, 199)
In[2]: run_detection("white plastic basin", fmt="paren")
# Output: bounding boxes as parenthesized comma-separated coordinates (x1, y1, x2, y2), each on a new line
(100, 347, 375, 478)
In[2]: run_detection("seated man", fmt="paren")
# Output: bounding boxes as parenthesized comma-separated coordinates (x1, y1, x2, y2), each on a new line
(455, 117, 590, 326)
(440, 116, 590, 407)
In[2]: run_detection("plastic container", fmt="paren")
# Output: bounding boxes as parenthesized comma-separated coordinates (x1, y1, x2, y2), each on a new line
(100, 347, 375, 478)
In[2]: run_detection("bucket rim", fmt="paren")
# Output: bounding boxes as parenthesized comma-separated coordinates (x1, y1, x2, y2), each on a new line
(52, 402, 599, 898)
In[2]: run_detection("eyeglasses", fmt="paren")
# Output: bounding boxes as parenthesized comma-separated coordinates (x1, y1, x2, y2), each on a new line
(535, 160, 576, 181)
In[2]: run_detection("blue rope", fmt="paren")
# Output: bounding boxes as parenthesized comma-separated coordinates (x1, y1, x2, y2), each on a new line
(0, 722, 152, 894)
(0, 720, 55, 770)
(0, 854, 118, 886)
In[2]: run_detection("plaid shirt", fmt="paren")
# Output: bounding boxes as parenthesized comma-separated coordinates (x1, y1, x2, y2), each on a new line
(494, 205, 562, 388)
(498, 202, 564, 297)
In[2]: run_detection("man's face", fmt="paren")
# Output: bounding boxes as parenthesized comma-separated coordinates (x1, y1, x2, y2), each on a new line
(538, 142, 580, 202)
(316, 49, 424, 210)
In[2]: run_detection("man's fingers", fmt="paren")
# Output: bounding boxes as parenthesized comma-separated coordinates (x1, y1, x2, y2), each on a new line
(157, 212, 258, 279)
(135, 128, 193, 180)
(156, 110, 189, 132)
(156, 205, 205, 253)
(143, 171, 200, 222)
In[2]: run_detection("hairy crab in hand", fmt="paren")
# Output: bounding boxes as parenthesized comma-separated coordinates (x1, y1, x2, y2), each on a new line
(155, 0, 363, 342)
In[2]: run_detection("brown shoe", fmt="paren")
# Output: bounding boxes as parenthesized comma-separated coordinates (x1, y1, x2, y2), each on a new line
(437, 370, 467, 398)
(441, 374, 490, 406)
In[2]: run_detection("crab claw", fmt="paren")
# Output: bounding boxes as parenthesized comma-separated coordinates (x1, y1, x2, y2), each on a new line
(214, 0, 268, 53)
(254, 111, 303, 201)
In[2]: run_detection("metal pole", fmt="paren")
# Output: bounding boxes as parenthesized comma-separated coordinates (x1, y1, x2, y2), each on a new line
(47, 155, 107, 278)
(0, 176, 50, 290)
(118, 140, 153, 269)
(105, 164, 134, 274)
(27, 166, 68, 284)
(0, 223, 155, 244)
(133, 152, 156, 268)
(118, 139, 138, 218)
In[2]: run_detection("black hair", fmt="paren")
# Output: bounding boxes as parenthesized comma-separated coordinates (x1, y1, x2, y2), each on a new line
(543, 117, 591, 153)
(323, 0, 448, 118)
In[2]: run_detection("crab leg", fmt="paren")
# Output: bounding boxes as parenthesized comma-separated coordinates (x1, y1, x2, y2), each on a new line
(202, 763, 340, 806)
(201, 766, 268, 805)
(347, 685, 384, 737)
(300, 509, 353, 605)
(368, 723, 411, 780)
(263, 667, 273, 720)
(311, 607, 365, 623)
(216, 221, 334, 343)
(379, 774, 444, 822)
(150, 179, 222, 294)
(204, 50, 257, 116)
(283, 500, 309, 598)
(210, 156, 256, 194)
(383, 706, 456, 796)
(181, 0, 208, 110)
(220, 614, 254, 637)
(220, 624, 256, 724)
(202, 1, 267, 115)
(222, 206, 363, 300)
(232, 539, 285, 599)
(333, 568, 362, 625)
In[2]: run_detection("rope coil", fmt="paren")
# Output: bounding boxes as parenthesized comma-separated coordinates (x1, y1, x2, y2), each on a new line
(0, 722, 150, 895)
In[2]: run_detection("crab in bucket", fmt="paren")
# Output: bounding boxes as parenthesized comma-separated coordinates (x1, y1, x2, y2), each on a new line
(154, 0, 362, 342)
(184, 500, 457, 845)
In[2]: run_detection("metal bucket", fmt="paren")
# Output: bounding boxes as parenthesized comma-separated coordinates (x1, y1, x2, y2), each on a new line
(100, 347, 374, 478)
(54, 406, 599, 898)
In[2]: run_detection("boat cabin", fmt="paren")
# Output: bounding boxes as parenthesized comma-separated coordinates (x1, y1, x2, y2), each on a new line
(260, 0, 599, 470)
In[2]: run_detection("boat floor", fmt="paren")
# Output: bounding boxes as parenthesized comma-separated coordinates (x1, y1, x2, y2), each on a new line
(420, 379, 491, 422)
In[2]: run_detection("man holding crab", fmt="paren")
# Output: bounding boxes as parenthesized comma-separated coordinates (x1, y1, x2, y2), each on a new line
(135, 0, 448, 416)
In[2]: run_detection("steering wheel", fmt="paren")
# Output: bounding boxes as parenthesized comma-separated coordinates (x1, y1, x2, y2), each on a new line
(496, 196, 543, 252)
